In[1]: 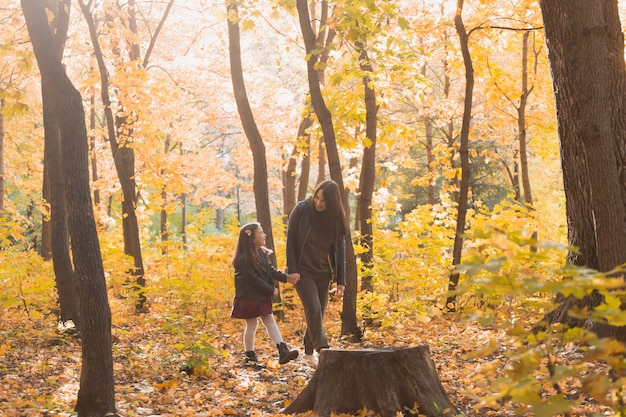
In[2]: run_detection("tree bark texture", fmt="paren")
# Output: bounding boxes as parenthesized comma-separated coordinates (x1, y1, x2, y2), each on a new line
(282, 347, 458, 416)
(21, 1, 116, 415)
(40, 0, 80, 328)
(43, 80, 80, 327)
(446, 0, 473, 310)
(538, 0, 626, 339)
(356, 41, 377, 293)
(227, 1, 276, 265)
(540, 0, 626, 272)
(41, 0, 69, 260)
(297, 0, 361, 341)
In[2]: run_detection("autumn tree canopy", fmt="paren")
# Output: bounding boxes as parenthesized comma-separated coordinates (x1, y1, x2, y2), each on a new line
(5, 0, 626, 416)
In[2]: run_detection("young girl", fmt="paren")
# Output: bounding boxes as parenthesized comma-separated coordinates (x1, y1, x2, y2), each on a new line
(231, 222, 300, 367)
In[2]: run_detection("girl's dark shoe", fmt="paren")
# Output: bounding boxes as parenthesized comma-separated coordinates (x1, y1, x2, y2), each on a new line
(277, 342, 299, 365)
(244, 351, 264, 368)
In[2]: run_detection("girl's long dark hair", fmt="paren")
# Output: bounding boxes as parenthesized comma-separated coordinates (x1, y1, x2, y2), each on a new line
(232, 222, 268, 272)
(311, 180, 348, 242)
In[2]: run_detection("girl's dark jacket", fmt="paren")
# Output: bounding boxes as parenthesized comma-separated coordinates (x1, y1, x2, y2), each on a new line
(286, 198, 346, 286)
(234, 250, 287, 301)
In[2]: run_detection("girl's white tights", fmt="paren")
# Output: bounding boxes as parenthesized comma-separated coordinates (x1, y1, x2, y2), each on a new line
(244, 314, 283, 351)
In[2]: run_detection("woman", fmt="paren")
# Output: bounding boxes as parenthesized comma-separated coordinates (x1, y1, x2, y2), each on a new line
(231, 222, 300, 367)
(286, 180, 348, 367)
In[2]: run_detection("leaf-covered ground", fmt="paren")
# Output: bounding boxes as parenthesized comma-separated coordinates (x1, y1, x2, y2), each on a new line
(0, 293, 617, 417)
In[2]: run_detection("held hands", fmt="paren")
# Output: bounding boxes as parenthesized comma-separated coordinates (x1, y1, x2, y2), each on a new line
(286, 273, 301, 284)
(335, 284, 345, 298)
(274, 287, 279, 297)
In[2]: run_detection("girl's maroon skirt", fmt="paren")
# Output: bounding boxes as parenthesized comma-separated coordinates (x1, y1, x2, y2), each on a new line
(230, 296, 273, 319)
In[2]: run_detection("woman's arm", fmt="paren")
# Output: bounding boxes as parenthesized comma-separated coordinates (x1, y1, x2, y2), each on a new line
(335, 235, 347, 286)
(286, 202, 305, 274)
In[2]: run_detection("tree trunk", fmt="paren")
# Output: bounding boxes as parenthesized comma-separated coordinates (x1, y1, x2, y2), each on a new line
(356, 40, 377, 293)
(283, 113, 313, 223)
(283, 346, 458, 416)
(21, 2, 116, 415)
(89, 91, 100, 207)
(538, 0, 626, 338)
(40, 0, 79, 327)
(0, 98, 4, 212)
(160, 134, 170, 255)
(78, 0, 147, 312)
(316, 136, 326, 185)
(40, 0, 69, 260)
(446, 0, 473, 310)
(227, 1, 276, 265)
(517, 31, 538, 252)
(297, 0, 361, 341)
(298, 133, 311, 202)
(43, 79, 80, 328)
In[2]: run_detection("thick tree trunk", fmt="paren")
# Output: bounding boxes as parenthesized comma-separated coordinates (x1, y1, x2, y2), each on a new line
(297, 0, 361, 341)
(40, 0, 79, 328)
(283, 346, 457, 416)
(446, 0, 473, 310)
(227, 1, 276, 265)
(21, 2, 116, 415)
(43, 80, 80, 328)
(538, 0, 626, 339)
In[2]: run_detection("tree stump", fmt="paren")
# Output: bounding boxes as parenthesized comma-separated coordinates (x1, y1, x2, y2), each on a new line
(283, 346, 458, 416)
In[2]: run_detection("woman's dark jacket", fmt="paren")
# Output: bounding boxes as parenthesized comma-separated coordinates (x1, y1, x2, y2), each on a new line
(286, 198, 346, 286)
(234, 250, 287, 301)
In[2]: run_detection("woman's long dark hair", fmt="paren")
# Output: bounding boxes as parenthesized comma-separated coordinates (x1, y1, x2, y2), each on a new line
(232, 222, 269, 272)
(311, 180, 348, 242)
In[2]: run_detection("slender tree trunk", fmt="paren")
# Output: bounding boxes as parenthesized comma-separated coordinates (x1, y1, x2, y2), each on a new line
(160, 135, 171, 255)
(227, 0, 276, 265)
(298, 135, 311, 202)
(89, 91, 100, 206)
(284, 113, 313, 223)
(446, 0, 473, 310)
(0, 98, 4, 212)
(181, 193, 187, 249)
(517, 31, 537, 251)
(356, 41, 377, 293)
(425, 117, 435, 205)
(443, 32, 458, 203)
(297, 0, 361, 341)
(317, 136, 326, 185)
(419, 46, 436, 206)
(21, 2, 116, 415)
(78, 0, 147, 311)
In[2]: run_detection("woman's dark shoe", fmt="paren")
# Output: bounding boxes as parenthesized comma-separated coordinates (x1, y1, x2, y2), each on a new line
(244, 350, 264, 368)
(277, 342, 299, 365)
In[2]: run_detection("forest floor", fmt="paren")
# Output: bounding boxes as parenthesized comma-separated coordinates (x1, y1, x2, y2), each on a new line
(0, 293, 618, 417)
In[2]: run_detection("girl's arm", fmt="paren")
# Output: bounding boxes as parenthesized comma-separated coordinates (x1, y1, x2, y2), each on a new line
(268, 262, 288, 283)
(244, 268, 276, 295)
